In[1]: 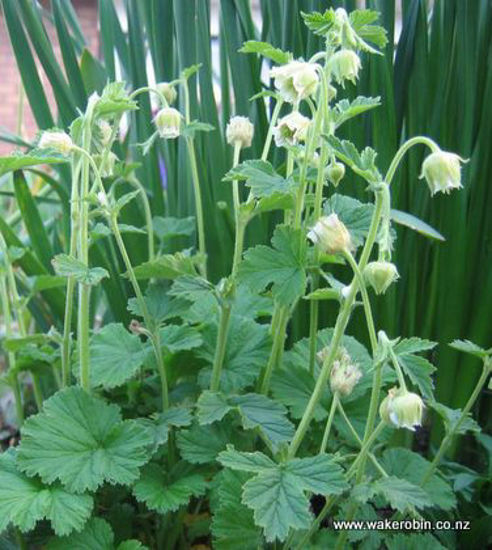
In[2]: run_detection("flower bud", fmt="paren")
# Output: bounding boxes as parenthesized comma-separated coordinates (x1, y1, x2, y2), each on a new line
(38, 131, 74, 155)
(97, 120, 112, 147)
(364, 261, 399, 295)
(94, 152, 118, 178)
(273, 112, 311, 147)
(330, 347, 362, 397)
(154, 107, 182, 139)
(226, 116, 254, 149)
(270, 60, 320, 104)
(419, 151, 465, 195)
(330, 49, 361, 86)
(380, 387, 424, 431)
(325, 161, 345, 187)
(308, 214, 352, 255)
(97, 190, 109, 208)
(156, 82, 177, 105)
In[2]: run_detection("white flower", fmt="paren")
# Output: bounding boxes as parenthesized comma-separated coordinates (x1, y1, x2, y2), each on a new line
(270, 60, 320, 103)
(226, 116, 254, 148)
(308, 214, 352, 254)
(156, 82, 177, 105)
(330, 348, 362, 397)
(380, 387, 424, 431)
(330, 49, 361, 86)
(97, 190, 108, 207)
(364, 261, 399, 295)
(154, 107, 182, 139)
(273, 112, 311, 147)
(419, 151, 466, 195)
(38, 131, 74, 155)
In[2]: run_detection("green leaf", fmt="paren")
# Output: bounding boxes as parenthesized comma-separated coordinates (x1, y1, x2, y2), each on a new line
(169, 275, 215, 302)
(133, 464, 207, 514)
(159, 324, 202, 353)
(18, 387, 153, 492)
(117, 542, 148, 550)
(449, 339, 491, 359)
(381, 448, 456, 510)
(394, 340, 436, 399)
(176, 423, 231, 464)
(218, 447, 276, 473)
(89, 323, 146, 389)
(197, 391, 232, 425)
(430, 402, 481, 436)
(349, 10, 388, 49)
(386, 533, 446, 550)
(143, 407, 193, 450)
(153, 216, 195, 240)
(301, 10, 336, 36)
(224, 160, 297, 199)
(239, 225, 306, 306)
(324, 136, 381, 183)
(181, 120, 215, 138)
(333, 96, 381, 128)
(133, 252, 198, 280)
(304, 288, 340, 301)
(52, 254, 109, 286)
(390, 209, 445, 242)
(0, 449, 93, 536)
(324, 194, 374, 248)
(0, 149, 68, 177)
(393, 337, 437, 355)
(239, 41, 291, 65)
(47, 517, 114, 550)
(197, 315, 271, 391)
(95, 81, 138, 117)
(127, 284, 189, 324)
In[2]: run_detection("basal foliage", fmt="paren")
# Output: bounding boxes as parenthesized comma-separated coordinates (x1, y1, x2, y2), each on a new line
(0, 6, 490, 550)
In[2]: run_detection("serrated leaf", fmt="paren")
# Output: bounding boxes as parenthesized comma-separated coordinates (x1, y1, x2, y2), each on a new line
(430, 402, 481, 436)
(88, 323, 146, 389)
(356, 476, 431, 512)
(239, 225, 306, 306)
(239, 40, 291, 64)
(127, 284, 189, 324)
(381, 448, 456, 510)
(159, 324, 202, 353)
(52, 254, 108, 285)
(333, 96, 381, 128)
(0, 149, 68, 176)
(393, 337, 437, 355)
(197, 391, 232, 424)
(449, 339, 491, 359)
(218, 447, 276, 473)
(18, 387, 153, 493)
(133, 464, 207, 514)
(325, 136, 381, 182)
(181, 120, 215, 138)
(0, 449, 93, 536)
(47, 517, 114, 550)
(349, 10, 388, 49)
(197, 315, 271, 391)
(301, 10, 336, 36)
(395, 341, 436, 400)
(176, 423, 230, 464)
(181, 63, 202, 80)
(95, 82, 138, 116)
(144, 407, 193, 449)
(169, 275, 215, 301)
(133, 253, 198, 280)
(390, 209, 445, 241)
(324, 194, 374, 248)
(153, 216, 195, 240)
(224, 160, 297, 199)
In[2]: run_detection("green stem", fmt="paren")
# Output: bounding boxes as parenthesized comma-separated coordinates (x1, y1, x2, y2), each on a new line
(31, 373, 43, 411)
(210, 304, 232, 392)
(389, 347, 408, 391)
(319, 392, 338, 454)
(129, 86, 168, 107)
(385, 136, 439, 185)
(308, 275, 320, 376)
(261, 99, 284, 162)
(288, 190, 384, 458)
(260, 306, 289, 395)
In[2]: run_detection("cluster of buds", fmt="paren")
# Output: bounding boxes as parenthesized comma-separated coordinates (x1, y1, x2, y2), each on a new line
(364, 261, 399, 295)
(270, 60, 320, 104)
(156, 81, 177, 105)
(325, 160, 345, 187)
(226, 116, 254, 149)
(273, 112, 311, 147)
(329, 49, 361, 86)
(420, 150, 465, 195)
(379, 387, 424, 431)
(329, 347, 362, 397)
(154, 107, 182, 139)
(308, 214, 352, 255)
(38, 131, 74, 155)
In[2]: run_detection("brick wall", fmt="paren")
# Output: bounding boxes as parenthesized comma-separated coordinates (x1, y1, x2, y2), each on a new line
(0, 0, 99, 154)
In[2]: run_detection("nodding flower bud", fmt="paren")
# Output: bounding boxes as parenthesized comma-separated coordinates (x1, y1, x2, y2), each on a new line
(419, 151, 465, 196)
(97, 120, 112, 147)
(38, 131, 74, 155)
(330, 49, 361, 86)
(154, 107, 182, 139)
(273, 112, 311, 147)
(330, 347, 362, 397)
(380, 387, 424, 431)
(156, 82, 177, 105)
(308, 214, 352, 255)
(325, 161, 345, 187)
(270, 60, 320, 104)
(97, 190, 109, 208)
(226, 116, 254, 149)
(364, 261, 399, 295)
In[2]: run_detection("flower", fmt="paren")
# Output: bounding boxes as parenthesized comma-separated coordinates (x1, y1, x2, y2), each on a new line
(325, 161, 345, 187)
(226, 116, 254, 148)
(364, 261, 399, 295)
(270, 60, 320, 103)
(38, 131, 74, 155)
(419, 151, 465, 195)
(330, 348, 362, 397)
(380, 387, 424, 431)
(156, 82, 177, 105)
(154, 107, 182, 139)
(308, 214, 352, 254)
(330, 49, 361, 86)
(273, 112, 311, 147)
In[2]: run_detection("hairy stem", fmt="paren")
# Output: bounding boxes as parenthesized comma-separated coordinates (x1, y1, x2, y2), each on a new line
(319, 392, 338, 454)
(385, 136, 440, 186)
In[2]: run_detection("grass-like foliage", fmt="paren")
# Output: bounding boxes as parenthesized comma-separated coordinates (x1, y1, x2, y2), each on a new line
(0, 3, 490, 549)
